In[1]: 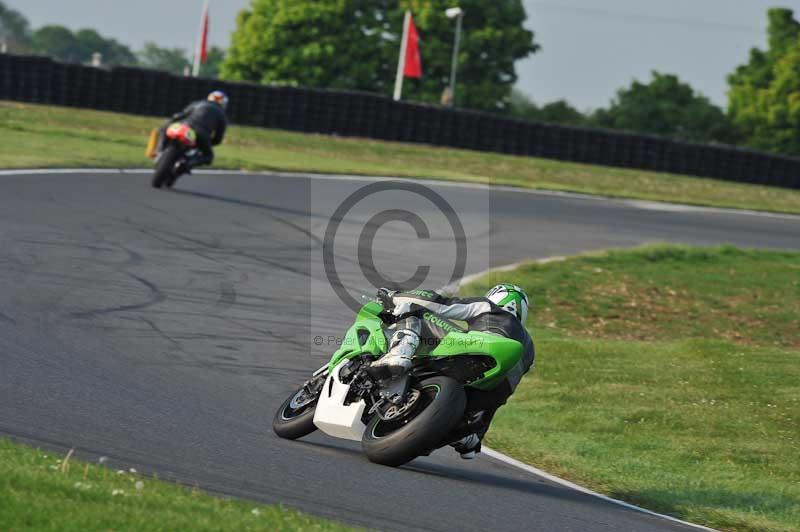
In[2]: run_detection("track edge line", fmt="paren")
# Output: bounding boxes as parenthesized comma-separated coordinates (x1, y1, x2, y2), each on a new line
(1, 167, 798, 220)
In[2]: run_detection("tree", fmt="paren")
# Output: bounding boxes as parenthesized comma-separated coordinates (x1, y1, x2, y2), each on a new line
(32, 25, 82, 61)
(591, 71, 736, 144)
(728, 8, 800, 154)
(222, 2, 397, 91)
(137, 42, 225, 77)
(138, 42, 190, 74)
(32, 25, 136, 65)
(0, 0, 32, 53)
(222, 0, 538, 111)
(200, 46, 226, 78)
(508, 89, 588, 125)
(74, 28, 137, 65)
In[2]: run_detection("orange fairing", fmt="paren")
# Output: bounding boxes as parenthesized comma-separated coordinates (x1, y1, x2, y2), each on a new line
(166, 122, 198, 147)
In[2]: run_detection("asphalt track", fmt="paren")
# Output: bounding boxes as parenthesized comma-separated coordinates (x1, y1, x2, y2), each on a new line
(1, 170, 798, 531)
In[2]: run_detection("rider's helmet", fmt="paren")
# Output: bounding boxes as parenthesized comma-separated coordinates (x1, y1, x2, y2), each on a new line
(208, 90, 229, 110)
(486, 284, 529, 324)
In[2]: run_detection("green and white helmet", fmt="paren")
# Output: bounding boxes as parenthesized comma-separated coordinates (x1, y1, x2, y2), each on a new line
(486, 284, 529, 323)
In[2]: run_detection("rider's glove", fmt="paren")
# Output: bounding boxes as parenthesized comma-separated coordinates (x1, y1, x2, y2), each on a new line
(376, 288, 397, 310)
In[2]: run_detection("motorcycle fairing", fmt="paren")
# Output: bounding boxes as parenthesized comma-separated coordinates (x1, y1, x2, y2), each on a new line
(313, 360, 367, 441)
(166, 122, 198, 147)
(326, 301, 524, 392)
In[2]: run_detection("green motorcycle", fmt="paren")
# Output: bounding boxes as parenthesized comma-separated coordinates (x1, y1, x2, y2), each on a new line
(273, 297, 524, 467)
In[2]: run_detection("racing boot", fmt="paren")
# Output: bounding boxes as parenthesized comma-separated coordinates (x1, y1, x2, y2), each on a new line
(173, 159, 191, 177)
(370, 328, 419, 379)
(451, 433, 481, 459)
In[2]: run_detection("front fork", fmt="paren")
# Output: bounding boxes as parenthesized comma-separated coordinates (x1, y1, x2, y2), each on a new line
(300, 365, 329, 399)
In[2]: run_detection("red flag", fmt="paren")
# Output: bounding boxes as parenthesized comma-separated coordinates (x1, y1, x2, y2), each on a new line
(403, 15, 422, 79)
(198, 3, 209, 64)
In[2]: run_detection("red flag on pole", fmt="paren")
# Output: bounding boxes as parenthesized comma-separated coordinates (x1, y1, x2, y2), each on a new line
(403, 15, 422, 79)
(192, 0, 210, 76)
(199, 6, 209, 63)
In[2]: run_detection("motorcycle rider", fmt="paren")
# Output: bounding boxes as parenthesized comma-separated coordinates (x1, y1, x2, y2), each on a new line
(159, 90, 229, 175)
(374, 284, 534, 459)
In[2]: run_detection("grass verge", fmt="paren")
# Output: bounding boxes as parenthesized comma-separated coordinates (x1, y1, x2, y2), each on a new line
(0, 438, 354, 531)
(4, 100, 800, 214)
(462, 246, 800, 532)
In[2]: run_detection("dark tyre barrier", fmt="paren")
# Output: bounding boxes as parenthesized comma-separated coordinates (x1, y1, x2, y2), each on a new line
(2, 53, 799, 189)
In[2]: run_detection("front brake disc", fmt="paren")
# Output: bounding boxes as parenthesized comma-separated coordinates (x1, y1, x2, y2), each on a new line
(381, 388, 421, 421)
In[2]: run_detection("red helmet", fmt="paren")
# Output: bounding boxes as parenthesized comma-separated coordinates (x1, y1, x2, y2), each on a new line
(208, 90, 229, 109)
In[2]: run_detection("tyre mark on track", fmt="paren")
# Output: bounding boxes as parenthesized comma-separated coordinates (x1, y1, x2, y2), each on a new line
(223, 316, 309, 350)
(171, 189, 325, 247)
(69, 273, 166, 318)
(136, 316, 185, 352)
(131, 224, 315, 281)
(117, 201, 363, 291)
(215, 281, 237, 312)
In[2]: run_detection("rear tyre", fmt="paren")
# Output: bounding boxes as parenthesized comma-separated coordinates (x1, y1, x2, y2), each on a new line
(151, 145, 180, 189)
(362, 376, 466, 467)
(273, 385, 319, 440)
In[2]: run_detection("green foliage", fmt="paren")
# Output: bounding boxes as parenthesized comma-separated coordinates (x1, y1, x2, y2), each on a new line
(32, 25, 136, 66)
(464, 245, 800, 531)
(75, 29, 137, 66)
(399, 1, 538, 110)
(222, 0, 538, 111)
(0, 439, 356, 531)
(199, 46, 226, 78)
(222, 1, 389, 91)
(728, 8, 800, 155)
(1, 1, 224, 76)
(509, 89, 588, 126)
(592, 71, 736, 144)
(6, 101, 800, 215)
(138, 42, 189, 75)
(137, 43, 225, 77)
(0, 0, 31, 52)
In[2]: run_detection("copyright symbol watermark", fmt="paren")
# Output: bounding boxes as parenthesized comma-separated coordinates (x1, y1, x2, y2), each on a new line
(321, 181, 468, 313)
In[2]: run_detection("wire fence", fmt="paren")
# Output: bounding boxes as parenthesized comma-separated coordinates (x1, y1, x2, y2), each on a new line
(3, 53, 798, 189)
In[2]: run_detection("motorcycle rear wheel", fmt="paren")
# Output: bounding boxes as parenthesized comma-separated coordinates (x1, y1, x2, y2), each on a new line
(151, 145, 181, 189)
(362, 376, 465, 467)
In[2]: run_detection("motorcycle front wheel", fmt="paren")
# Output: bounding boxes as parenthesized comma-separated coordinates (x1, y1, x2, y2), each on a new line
(362, 376, 465, 467)
(272, 384, 320, 440)
(151, 144, 181, 189)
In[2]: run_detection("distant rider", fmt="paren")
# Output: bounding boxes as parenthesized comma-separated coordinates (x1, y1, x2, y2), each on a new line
(160, 90, 229, 174)
(374, 284, 534, 459)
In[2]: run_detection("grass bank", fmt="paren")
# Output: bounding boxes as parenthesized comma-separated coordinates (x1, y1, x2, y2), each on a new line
(4, 100, 800, 214)
(463, 246, 800, 532)
(0, 438, 354, 531)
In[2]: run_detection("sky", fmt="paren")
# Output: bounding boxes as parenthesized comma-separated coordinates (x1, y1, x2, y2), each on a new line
(7, 0, 800, 110)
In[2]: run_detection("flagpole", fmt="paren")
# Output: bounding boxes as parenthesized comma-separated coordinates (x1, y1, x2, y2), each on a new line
(192, 0, 210, 77)
(393, 11, 411, 101)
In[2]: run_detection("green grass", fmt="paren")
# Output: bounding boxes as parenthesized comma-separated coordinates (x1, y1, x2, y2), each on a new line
(4, 100, 800, 214)
(462, 246, 800, 532)
(0, 439, 355, 531)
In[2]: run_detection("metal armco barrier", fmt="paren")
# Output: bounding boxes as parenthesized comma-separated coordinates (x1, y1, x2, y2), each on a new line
(2, 53, 798, 189)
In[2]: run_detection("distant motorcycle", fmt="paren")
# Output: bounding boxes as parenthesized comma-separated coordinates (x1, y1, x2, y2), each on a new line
(146, 123, 198, 189)
(273, 295, 524, 467)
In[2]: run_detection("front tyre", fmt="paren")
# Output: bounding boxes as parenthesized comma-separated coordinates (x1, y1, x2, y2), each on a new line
(362, 376, 466, 467)
(151, 145, 180, 189)
(273, 385, 319, 440)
